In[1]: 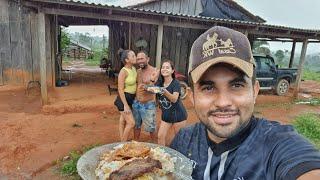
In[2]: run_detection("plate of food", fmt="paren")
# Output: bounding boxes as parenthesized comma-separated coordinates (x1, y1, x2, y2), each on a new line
(144, 85, 164, 94)
(77, 141, 193, 180)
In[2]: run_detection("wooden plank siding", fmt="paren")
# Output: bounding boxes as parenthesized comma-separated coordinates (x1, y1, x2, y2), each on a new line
(0, 0, 55, 87)
(108, 21, 205, 76)
(0, 0, 11, 84)
(137, 0, 203, 16)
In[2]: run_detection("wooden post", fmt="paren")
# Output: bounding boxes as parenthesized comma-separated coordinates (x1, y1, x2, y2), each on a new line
(0, 53, 4, 85)
(293, 39, 308, 98)
(156, 24, 163, 68)
(128, 22, 132, 49)
(244, 29, 248, 37)
(289, 41, 296, 68)
(38, 11, 48, 104)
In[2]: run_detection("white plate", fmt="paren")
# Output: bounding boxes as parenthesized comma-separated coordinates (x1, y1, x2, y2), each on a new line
(77, 142, 193, 180)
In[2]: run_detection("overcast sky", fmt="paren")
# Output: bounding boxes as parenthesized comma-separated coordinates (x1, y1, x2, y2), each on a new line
(67, 0, 320, 54)
(234, 0, 320, 54)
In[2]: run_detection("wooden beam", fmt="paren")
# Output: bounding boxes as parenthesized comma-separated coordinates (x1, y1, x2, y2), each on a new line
(156, 24, 163, 68)
(128, 22, 132, 49)
(0, 53, 4, 85)
(244, 29, 248, 37)
(43, 8, 210, 30)
(38, 11, 48, 105)
(43, 8, 162, 25)
(289, 41, 296, 68)
(293, 39, 308, 98)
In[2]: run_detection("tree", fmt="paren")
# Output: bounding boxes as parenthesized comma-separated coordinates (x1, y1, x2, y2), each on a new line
(61, 29, 70, 52)
(275, 50, 285, 65)
(252, 41, 271, 55)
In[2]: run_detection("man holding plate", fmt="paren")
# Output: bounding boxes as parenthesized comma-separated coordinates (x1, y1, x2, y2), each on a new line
(171, 26, 320, 180)
(132, 51, 159, 142)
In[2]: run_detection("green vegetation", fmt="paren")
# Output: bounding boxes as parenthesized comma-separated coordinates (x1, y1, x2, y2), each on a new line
(295, 98, 320, 106)
(58, 144, 101, 178)
(303, 69, 320, 82)
(85, 48, 108, 66)
(293, 113, 320, 149)
(61, 28, 71, 52)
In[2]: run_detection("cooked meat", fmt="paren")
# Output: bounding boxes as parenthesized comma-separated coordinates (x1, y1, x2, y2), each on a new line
(109, 158, 162, 180)
(108, 142, 150, 161)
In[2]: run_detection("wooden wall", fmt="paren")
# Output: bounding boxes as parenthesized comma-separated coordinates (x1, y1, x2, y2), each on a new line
(0, 0, 56, 87)
(108, 20, 204, 76)
(161, 26, 204, 75)
(136, 0, 203, 16)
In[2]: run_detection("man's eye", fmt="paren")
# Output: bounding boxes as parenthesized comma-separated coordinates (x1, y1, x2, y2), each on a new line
(201, 85, 214, 91)
(231, 83, 245, 88)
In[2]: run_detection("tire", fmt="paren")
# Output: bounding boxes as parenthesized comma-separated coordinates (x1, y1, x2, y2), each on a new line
(179, 81, 188, 99)
(276, 79, 290, 96)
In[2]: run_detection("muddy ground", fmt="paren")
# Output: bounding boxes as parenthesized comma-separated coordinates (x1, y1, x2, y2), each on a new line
(0, 66, 319, 179)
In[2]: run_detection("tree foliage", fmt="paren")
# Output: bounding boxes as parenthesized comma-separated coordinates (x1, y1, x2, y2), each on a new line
(275, 50, 285, 65)
(61, 29, 71, 52)
(252, 41, 271, 55)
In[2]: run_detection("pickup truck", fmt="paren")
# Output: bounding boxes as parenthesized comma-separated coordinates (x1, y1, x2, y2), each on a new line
(254, 54, 298, 96)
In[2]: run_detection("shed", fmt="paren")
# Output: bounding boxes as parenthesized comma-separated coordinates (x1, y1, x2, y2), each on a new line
(0, 0, 319, 104)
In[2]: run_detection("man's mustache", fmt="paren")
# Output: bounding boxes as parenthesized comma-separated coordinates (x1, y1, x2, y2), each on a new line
(207, 108, 240, 116)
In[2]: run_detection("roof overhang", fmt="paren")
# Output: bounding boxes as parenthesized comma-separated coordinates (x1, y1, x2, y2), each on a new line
(24, 0, 320, 42)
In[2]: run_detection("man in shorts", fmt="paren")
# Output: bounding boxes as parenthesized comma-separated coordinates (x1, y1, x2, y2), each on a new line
(132, 51, 159, 142)
(170, 26, 320, 179)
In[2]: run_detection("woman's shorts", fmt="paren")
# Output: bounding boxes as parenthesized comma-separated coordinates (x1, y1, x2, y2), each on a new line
(114, 92, 136, 111)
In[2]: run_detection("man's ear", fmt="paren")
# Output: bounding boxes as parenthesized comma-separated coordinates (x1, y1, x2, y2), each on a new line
(253, 80, 260, 103)
(189, 90, 195, 106)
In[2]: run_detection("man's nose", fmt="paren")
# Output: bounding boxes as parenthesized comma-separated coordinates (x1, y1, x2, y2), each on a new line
(214, 90, 232, 108)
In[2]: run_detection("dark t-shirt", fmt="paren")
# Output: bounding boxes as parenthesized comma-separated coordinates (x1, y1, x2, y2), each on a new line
(156, 79, 187, 123)
(170, 117, 320, 180)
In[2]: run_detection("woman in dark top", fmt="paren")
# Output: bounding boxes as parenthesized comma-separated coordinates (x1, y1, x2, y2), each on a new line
(155, 60, 187, 146)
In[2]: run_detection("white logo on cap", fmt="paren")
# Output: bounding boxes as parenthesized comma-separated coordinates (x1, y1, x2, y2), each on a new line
(202, 33, 236, 58)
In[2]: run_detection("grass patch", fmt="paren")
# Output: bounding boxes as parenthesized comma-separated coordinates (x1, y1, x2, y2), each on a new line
(295, 98, 320, 106)
(303, 70, 320, 82)
(293, 113, 320, 149)
(58, 144, 101, 179)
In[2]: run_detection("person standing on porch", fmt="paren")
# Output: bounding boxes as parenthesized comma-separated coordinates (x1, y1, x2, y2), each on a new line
(132, 51, 159, 142)
(114, 49, 137, 141)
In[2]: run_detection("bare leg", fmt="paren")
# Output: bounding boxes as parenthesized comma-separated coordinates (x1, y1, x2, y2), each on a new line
(134, 128, 141, 140)
(149, 132, 156, 143)
(121, 112, 135, 141)
(119, 114, 125, 141)
(172, 120, 186, 134)
(157, 121, 172, 146)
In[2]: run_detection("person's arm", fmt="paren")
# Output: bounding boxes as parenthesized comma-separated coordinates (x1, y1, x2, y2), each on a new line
(298, 169, 320, 180)
(266, 128, 320, 180)
(117, 69, 130, 113)
(150, 68, 160, 84)
(162, 80, 180, 103)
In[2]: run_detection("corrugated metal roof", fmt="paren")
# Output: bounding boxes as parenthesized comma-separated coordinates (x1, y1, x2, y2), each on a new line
(33, 0, 320, 34)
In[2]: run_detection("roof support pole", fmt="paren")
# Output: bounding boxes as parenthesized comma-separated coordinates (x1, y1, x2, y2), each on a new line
(289, 41, 296, 68)
(38, 11, 48, 105)
(128, 22, 132, 49)
(156, 23, 163, 69)
(293, 39, 308, 98)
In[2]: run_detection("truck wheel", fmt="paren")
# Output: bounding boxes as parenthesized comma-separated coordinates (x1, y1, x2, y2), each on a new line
(179, 81, 188, 99)
(276, 79, 289, 96)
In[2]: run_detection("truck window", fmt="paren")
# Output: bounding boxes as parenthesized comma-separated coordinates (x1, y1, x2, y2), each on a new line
(260, 57, 272, 70)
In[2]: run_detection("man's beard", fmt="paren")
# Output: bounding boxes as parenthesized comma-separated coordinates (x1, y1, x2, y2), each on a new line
(198, 108, 247, 139)
(139, 63, 147, 69)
